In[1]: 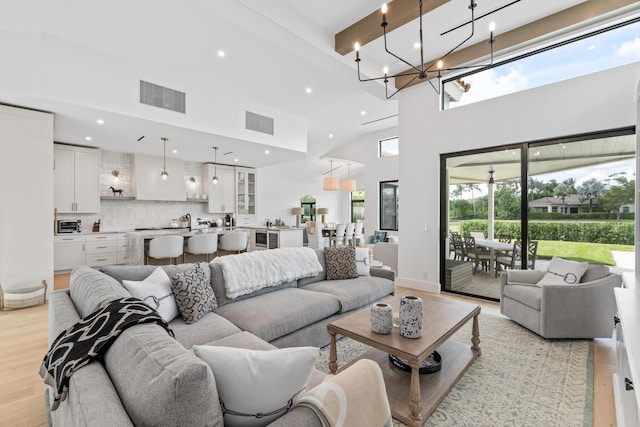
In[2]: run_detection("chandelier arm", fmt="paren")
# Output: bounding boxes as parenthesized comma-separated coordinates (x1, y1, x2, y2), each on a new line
(383, 17, 422, 74)
(386, 73, 421, 99)
(427, 74, 442, 95)
(418, 0, 424, 71)
(433, 0, 476, 70)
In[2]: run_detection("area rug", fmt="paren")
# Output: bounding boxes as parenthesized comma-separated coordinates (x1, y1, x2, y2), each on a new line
(315, 312, 593, 427)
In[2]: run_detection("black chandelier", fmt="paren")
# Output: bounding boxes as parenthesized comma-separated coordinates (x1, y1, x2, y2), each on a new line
(355, 0, 514, 99)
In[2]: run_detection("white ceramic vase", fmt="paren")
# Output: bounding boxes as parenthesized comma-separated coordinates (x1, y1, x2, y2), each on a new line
(370, 303, 393, 335)
(400, 295, 423, 338)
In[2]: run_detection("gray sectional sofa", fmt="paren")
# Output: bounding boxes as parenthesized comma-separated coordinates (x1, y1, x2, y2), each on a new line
(47, 248, 396, 426)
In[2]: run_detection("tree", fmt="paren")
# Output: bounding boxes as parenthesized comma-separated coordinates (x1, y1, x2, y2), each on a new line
(463, 183, 481, 213)
(450, 199, 474, 219)
(450, 185, 464, 200)
(598, 172, 635, 220)
(577, 177, 605, 212)
(553, 179, 576, 215)
(494, 179, 520, 219)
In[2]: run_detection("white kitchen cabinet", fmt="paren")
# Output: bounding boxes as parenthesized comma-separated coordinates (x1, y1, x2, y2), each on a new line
(116, 233, 132, 264)
(235, 167, 256, 225)
(207, 164, 235, 213)
(54, 235, 85, 271)
(85, 233, 117, 267)
(54, 144, 99, 213)
(134, 153, 186, 201)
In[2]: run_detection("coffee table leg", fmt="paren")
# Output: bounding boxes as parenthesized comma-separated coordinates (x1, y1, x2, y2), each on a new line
(329, 331, 338, 374)
(408, 361, 423, 427)
(472, 314, 481, 355)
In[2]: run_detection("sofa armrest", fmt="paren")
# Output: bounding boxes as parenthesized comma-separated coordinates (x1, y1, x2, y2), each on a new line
(540, 273, 622, 338)
(500, 269, 544, 297)
(371, 267, 396, 282)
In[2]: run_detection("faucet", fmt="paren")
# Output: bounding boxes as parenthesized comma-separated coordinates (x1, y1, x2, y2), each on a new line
(185, 213, 191, 232)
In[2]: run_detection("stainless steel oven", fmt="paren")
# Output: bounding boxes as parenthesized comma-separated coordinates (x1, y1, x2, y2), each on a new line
(57, 219, 82, 234)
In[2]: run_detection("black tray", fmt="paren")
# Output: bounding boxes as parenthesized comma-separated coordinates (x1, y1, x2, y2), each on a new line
(388, 351, 442, 375)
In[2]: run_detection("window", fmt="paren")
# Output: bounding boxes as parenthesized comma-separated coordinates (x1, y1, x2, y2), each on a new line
(351, 189, 365, 222)
(443, 19, 640, 109)
(380, 181, 399, 231)
(379, 137, 399, 157)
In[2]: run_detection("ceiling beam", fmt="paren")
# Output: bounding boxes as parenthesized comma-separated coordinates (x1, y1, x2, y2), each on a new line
(395, 0, 639, 89)
(334, 0, 451, 56)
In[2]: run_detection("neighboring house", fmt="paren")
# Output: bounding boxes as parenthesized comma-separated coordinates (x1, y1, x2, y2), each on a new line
(529, 195, 594, 214)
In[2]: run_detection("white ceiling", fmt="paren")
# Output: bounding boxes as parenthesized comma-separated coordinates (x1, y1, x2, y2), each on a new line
(0, 0, 624, 177)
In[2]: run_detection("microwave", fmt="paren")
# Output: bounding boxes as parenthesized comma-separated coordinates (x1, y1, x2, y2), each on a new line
(57, 220, 82, 234)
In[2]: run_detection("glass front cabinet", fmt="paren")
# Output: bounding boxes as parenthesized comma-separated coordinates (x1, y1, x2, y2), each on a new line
(235, 167, 256, 225)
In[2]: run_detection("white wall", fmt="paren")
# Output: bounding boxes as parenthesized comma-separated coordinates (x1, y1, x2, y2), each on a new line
(328, 127, 400, 240)
(399, 62, 640, 292)
(256, 168, 344, 227)
(0, 105, 54, 293)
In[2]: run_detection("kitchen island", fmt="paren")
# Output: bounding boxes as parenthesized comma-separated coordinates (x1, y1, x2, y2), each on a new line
(244, 226, 304, 250)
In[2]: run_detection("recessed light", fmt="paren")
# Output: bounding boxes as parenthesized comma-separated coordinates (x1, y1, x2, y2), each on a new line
(361, 110, 366, 115)
(265, 150, 270, 154)
(172, 149, 178, 154)
(85, 136, 92, 141)
(305, 87, 312, 94)
(218, 50, 225, 57)
(234, 158, 239, 162)
(96, 119, 104, 125)
(329, 134, 334, 138)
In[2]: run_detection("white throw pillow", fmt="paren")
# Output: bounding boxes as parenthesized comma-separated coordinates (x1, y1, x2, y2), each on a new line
(192, 345, 318, 427)
(537, 257, 589, 286)
(122, 267, 179, 322)
(355, 247, 370, 276)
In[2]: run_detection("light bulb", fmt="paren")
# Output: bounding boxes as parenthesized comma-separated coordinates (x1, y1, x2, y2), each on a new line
(437, 60, 443, 69)
(212, 176, 219, 184)
(354, 42, 360, 51)
(489, 21, 496, 32)
(381, 3, 387, 14)
(383, 66, 389, 75)
(161, 170, 168, 180)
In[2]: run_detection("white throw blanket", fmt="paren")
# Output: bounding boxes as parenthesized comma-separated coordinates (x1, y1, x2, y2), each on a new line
(212, 247, 323, 299)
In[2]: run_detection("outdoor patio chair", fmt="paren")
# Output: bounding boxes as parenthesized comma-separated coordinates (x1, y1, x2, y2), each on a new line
(497, 234, 512, 243)
(469, 230, 485, 241)
(464, 236, 492, 274)
(450, 232, 465, 260)
(495, 240, 538, 277)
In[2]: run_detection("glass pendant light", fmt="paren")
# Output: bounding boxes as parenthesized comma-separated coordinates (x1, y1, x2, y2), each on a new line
(160, 137, 169, 180)
(212, 146, 219, 184)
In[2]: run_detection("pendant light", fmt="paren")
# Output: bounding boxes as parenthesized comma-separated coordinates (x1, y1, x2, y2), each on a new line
(211, 146, 219, 184)
(341, 163, 356, 192)
(160, 137, 169, 180)
(323, 160, 339, 191)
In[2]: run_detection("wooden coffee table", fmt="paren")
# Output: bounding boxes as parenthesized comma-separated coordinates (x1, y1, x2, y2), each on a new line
(327, 291, 480, 427)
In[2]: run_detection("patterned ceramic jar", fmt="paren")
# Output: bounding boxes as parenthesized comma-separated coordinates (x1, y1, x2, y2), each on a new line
(400, 296, 423, 338)
(370, 303, 393, 334)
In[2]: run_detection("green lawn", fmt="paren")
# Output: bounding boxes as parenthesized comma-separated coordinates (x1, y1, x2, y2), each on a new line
(536, 240, 634, 265)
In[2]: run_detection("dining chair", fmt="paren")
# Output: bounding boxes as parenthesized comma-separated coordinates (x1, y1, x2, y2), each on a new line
(464, 236, 492, 274)
(345, 223, 356, 246)
(184, 233, 218, 262)
(450, 232, 465, 260)
(497, 234, 512, 243)
(495, 240, 538, 276)
(469, 230, 485, 241)
(146, 235, 184, 265)
(331, 223, 347, 247)
(354, 220, 365, 246)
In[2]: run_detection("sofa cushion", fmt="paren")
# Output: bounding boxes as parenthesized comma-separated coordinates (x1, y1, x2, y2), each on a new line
(69, 267, 130, 318)
(581, 264, 610, 283)
(122, 267, 179, 322)
(170, 264, 217, 324)
(170, 312, 242, 349)
(297, 249, 327, 286)
(324, 247, 357, 280)
(214, 288, 341, 342)
(193, 345, 318, 427)
(502, 283, 542, 311)
(103, 323, 223, 426)
(210, 262, 298, 307)
(301, 276, 396, 313)
(537, 257, 589, 286)
(101, 263, 209, 284)
(355, 247, 370, 276)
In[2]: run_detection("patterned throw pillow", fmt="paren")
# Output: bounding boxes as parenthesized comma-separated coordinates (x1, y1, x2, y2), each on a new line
(324, 247, 358, 280)
(170, 264, 217, 324)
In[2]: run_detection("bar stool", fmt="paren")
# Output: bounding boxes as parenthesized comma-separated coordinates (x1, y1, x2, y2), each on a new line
(218, 231, 248, 255)
(146, 235, 184, 265)
(184, 233, 218, 262)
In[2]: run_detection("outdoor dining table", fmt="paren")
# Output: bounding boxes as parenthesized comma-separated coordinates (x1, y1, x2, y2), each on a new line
(475, 239, 514, 274)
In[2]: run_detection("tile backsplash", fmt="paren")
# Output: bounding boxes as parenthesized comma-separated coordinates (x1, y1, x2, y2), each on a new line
(57, 150, 222, 232)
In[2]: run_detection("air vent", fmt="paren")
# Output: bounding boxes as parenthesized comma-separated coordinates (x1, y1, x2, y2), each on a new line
(246, 111, 274, 135)
(140, 80, 186, 113)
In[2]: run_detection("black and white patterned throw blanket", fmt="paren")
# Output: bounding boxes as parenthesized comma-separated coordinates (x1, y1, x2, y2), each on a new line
(40, 297, 174, 410)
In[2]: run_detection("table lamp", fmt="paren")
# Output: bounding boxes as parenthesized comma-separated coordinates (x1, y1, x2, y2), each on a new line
(291, 207, 303, 227)
(317, 208, 329, 224)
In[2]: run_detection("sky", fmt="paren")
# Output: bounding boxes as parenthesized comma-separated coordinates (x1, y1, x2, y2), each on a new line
(449, 20, 640, 107)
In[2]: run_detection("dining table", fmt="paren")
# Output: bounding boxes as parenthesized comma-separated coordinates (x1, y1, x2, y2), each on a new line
(474, 239, 513, 275)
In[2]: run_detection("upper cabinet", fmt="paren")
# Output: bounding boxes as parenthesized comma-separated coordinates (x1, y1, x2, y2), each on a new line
(207, 164, 235, 213)
(54, 144, 99, 213)
(134, 153, 186, 201)
(236, 167, 257, 225)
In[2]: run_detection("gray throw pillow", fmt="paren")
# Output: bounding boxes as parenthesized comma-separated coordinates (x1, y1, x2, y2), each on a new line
(171, 264, 217, 324)
(324, 247, 358, 280)
(580, 264, 610, 283)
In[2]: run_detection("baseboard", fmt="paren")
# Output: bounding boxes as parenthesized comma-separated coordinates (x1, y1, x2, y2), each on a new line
(396, 276, 440, 293)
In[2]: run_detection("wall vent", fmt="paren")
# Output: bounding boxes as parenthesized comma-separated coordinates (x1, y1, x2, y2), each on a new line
(246, 111, 274, 135)
(140, 80, 186, 114)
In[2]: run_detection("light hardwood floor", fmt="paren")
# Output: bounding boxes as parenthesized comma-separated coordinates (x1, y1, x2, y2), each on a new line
(0, 275, 616, 426)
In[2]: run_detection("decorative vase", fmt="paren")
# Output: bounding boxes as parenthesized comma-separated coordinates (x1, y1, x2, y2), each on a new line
(370, 303, 393, 335)
(400, 296, 423, 338)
